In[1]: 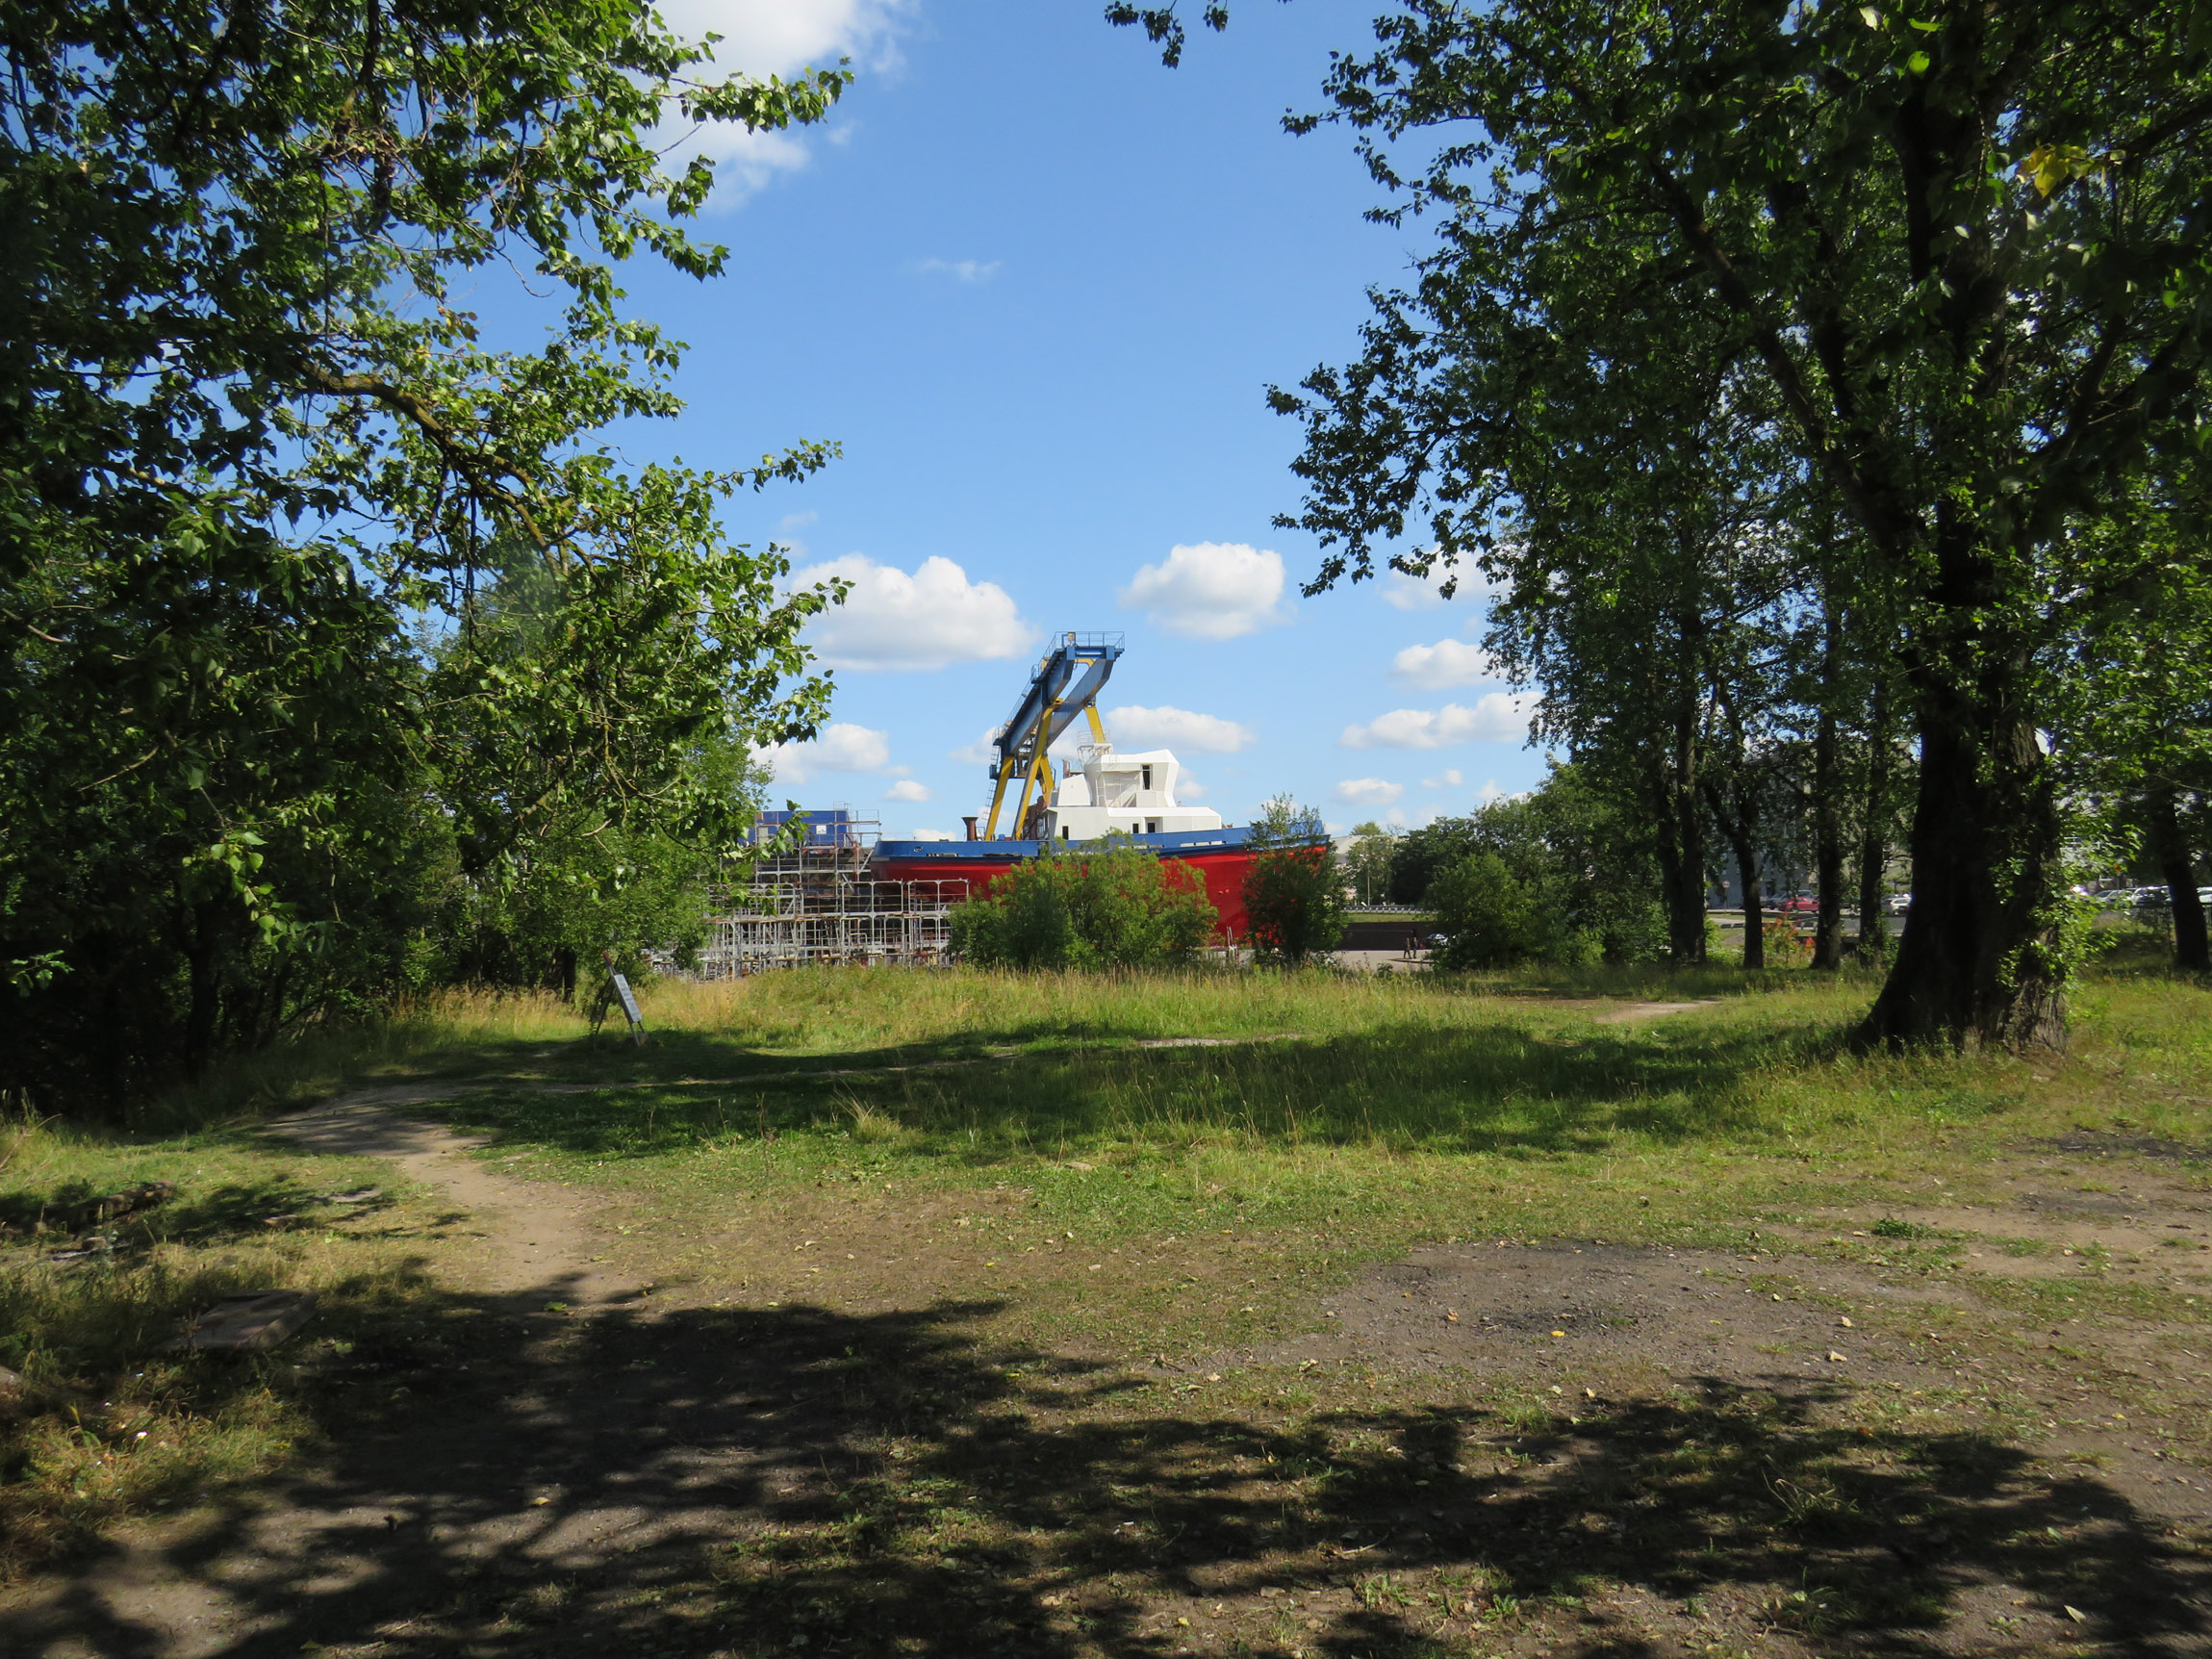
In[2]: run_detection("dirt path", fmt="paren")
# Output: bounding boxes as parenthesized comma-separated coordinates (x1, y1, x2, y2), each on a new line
(1589, 998, 1720, 1024)
(264, 1085, 645, 1308)
(0, 1089, 699, 1658)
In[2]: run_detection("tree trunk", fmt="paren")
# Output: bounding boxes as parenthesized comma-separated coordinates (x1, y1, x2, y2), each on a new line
(2150, 788, 2210, 973)
(1673, 698, 1708, 962)
(1856, 691, 2067, 1051)
(1647, 716, 1708, 963)
(1854, 676, 1893, 962)
(1703, 773, 1764, 970)
(1734, 835, 1765, 970)
(1812, 702, 1844, 968)
(1666, 786, 1710, 962)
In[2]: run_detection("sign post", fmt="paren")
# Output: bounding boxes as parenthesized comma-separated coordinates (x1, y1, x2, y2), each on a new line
(603, 953, 648, 1045)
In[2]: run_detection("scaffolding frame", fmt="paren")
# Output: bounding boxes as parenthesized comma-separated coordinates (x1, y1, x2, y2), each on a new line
(691, 816, 970, 977)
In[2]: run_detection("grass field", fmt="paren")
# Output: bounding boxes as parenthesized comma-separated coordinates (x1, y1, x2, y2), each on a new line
(4, 949, 2210, 1655)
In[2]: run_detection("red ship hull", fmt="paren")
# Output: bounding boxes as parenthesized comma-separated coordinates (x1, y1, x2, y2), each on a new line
(873, 846, 1260, 939)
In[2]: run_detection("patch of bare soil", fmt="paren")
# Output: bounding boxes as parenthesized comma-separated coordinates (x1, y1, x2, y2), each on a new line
(1589, 999, 1720, 1024)
(1236, 1239, 1975, 1387)
(1232, 1235, 2212, 1510)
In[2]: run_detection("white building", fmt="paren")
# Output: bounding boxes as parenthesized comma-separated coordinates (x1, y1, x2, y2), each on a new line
(1037, 745, 1224, 840)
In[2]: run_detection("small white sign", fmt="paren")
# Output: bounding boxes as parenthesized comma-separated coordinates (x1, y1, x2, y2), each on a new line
(610, 972, 645, 1036)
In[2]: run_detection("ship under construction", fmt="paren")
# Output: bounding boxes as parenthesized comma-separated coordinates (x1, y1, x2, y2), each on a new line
(701, 631, 1273, 974)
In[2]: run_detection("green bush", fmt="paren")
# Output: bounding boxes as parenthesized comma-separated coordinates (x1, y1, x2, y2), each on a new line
(1242, 797, 1348, 965)
(1409, 766, 1671, 967)
(1428, 852, 1549, 968)
(950, 839, 1217, 970)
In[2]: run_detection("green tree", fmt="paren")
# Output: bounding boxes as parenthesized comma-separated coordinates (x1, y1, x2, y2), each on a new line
(950, 840, 1217, 971)
(1241, 797, 1348, 965)
(2058, 526, 2212, 972)
(1345, 822, 1399, 906)
(1386, 819, 1483, 907)
(1122, 0, 2212, 1051)
(1427, 853, 1548, 969)
(2, 0, 848, 1109)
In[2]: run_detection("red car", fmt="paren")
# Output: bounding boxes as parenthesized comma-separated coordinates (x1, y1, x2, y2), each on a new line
(1775, 894, 1819, 917)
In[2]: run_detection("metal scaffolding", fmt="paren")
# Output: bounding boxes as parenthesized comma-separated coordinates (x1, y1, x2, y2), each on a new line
(691, 813, 969, 977)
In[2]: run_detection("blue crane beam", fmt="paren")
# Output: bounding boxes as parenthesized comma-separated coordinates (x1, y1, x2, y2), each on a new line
(990, 632, 1124, 779)
(982, 632, 1124, 837)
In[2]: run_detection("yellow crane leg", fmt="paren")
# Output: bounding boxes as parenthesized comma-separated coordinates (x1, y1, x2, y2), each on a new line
(983, 765, 1015, 839)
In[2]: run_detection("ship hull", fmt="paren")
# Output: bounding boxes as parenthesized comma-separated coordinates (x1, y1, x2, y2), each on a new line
(875, 829, 1261, 939)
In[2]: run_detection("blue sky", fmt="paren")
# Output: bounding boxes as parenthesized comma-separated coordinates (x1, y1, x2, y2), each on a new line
(609, 0, 1550, 834)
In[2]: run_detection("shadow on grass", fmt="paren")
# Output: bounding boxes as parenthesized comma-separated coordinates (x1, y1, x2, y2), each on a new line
(3, 1287, 2202, 1658)
(0, 1177, 402, 1255)
(417, 1017, 1818, 1163)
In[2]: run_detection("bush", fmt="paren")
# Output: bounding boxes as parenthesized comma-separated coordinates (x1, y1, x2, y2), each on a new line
(1427, 852, 1548, 968)
(1242, 797, 1348, 965)
(1406, 766, 1670, 966)
(950, 839, 1216, 970)
(1761, 913, 1811, 966)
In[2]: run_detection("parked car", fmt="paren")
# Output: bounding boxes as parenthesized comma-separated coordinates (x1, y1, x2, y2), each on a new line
(1885, 892, 1912, 915)
(1775, 894, 1818, 917)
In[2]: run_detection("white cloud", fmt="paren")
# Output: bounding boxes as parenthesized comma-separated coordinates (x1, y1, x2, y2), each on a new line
(917, 257, 1001, 284)
(779, 509, 818, 531)
(1379, 567, 1452, 611)
(797, 554, 1037, 671)
(882, 778, 931, 803)
(684, 125, 815, 203)
(949, 728, 1000, 767)
(1103, 704, 1257, 753)
(1390, 638, 1498, 690)
(1339, 694, 1534, 750)
(1474, 778, 1512, 805)
(757, 722, 890, 783)
(654, 0, 910, 74)
(1334, 778, 1405, 806)
(1421, 768, 1463, 789)
(649, 1, 914, 204)
(1119, 542, 1292, 640)
(1176, 773, 1208, 800)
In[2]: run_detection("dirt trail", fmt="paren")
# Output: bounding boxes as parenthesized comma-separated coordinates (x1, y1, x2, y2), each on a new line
(265, 1085, 645, 1308)
(1589, 998, 1720, 1024)
(0, 1089, 721, 1658)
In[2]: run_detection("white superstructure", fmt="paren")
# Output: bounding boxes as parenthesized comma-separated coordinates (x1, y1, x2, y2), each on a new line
(1036, 745, 1224, 840)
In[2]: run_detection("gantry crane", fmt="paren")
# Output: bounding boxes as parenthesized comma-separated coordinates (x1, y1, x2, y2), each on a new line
(982, 632, 1125, 839)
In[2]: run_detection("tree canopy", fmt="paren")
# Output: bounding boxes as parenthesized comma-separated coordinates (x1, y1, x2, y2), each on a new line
(3, 0, 850, 1107)
(1118, 0, 2212, 1049)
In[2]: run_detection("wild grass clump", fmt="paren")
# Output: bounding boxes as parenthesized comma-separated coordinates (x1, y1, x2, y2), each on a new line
(0, 1117, 438, 1578)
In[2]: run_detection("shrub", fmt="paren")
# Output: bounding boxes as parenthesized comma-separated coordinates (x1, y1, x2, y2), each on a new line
(950, 838, 1216, 969)
(1428, 852, 1550, 968)
(1242, 797, 1348, 965)
(1762, 913, 1812, 966)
